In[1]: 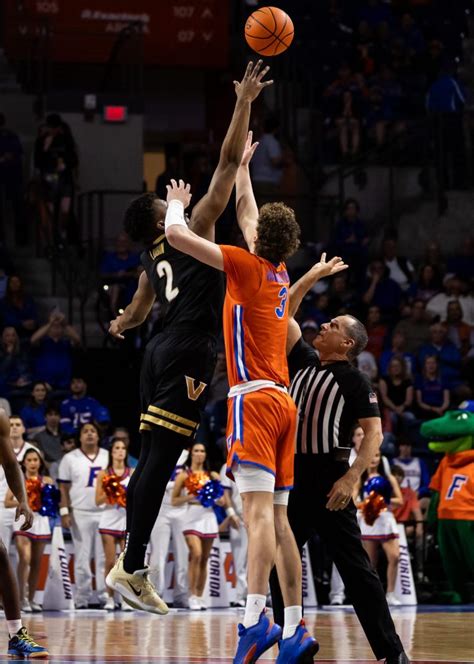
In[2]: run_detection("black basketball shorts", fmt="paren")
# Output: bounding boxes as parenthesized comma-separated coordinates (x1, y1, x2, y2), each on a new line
(139, 330, 217, 440)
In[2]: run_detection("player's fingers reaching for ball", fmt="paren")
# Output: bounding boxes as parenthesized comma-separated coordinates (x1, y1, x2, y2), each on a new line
(256, 65, 270, 82)
(250, 59, 263, 78)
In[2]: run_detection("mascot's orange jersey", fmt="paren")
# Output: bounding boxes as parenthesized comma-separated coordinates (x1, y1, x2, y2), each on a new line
(429, 450, 474, 520)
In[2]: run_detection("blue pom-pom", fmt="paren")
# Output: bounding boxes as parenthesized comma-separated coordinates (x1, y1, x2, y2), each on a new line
(198, 479, 224, 508)
(39, 484, 61, 517)
(364, 476, 392, 504)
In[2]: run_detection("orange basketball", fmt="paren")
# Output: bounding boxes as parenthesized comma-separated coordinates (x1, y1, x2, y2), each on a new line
(245, 6, 294, 57)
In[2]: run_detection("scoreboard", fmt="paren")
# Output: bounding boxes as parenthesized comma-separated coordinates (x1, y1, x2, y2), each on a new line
(3, 0, 229, 67)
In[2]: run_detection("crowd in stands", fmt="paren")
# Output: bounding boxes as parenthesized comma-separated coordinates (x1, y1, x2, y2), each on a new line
(291, 0, 469, 164)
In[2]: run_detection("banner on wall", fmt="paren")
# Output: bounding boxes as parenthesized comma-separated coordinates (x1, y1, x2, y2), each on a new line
(394, 524, 417, 605)
(3, 0, 229, 67)
(42, 526, 75, 611)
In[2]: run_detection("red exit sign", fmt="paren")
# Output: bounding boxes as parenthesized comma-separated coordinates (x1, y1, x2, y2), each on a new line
(103, 105, 127, 122)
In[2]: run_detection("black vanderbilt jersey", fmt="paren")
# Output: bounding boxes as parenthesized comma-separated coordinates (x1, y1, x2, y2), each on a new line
(141, 233, 225, 337)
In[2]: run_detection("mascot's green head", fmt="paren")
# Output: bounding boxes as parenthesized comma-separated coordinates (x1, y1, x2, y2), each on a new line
(421, 406, 474, 454)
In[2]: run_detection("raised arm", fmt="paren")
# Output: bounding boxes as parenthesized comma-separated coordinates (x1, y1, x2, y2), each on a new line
(109, 271, 156, 340)
(190, 61, 273, 241)
(289, 253, 348, 318)
(165, 181, 224, 271)
(0, 412, 33, 530)
(236, 131, 260, 251)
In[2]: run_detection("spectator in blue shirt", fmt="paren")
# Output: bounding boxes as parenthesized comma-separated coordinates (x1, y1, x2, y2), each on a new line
(19, 381, 49, 437)
(362, 259, 402, 323)
(0, 326, 32, 398)
(100, 232, 140, 315)
(60, 376, 110, 435)
(379, 330, 415, 377)
(418, 323, 462, 392)
(0, 275, 38, 338)
(415, 355, 450, 420)
(330, 199, 369, 286)
(30, 310, 81, 390)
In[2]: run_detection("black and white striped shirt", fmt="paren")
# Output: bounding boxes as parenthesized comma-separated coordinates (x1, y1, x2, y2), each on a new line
(288, 339, 380, 455)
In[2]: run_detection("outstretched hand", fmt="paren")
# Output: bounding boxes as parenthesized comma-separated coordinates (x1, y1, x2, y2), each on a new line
(312, 253, 348, 279)
(234, 60, 273, 102)
(166, 179, 192, 209)
(240, 131, 259, 167)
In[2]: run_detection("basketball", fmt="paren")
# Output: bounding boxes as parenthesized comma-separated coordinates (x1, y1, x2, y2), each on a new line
(245, 6, 294, 57)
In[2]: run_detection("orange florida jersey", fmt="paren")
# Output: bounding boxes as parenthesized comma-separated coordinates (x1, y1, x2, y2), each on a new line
(220, 245, 290, 388)
(429, 450, 474, 521)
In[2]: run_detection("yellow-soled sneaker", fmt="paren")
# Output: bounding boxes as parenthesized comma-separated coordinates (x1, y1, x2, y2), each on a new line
(105, 552, 168, 615)
(7, 627, 49, 658)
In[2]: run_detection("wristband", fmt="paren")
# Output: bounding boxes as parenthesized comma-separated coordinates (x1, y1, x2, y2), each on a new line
(226, 507, 236, 518)
(165, 199, 186, 230)
(59, 507, 69, 516)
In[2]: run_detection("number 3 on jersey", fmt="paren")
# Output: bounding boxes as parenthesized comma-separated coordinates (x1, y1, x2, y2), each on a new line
(157, 260, 179, 302)
(275, 286, 288, 319)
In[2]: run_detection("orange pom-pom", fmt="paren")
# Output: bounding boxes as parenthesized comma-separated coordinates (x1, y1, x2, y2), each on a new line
(25, 477, 42, 512)
(359, 491, 387, 526)
(102, 474, 127, 508)
(184, 471, 208, 496)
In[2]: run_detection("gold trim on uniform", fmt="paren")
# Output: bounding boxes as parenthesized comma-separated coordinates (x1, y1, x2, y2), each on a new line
(139, 423, 152, 431)
(141, 413, 194, 437)
(147, 405, 198, 429)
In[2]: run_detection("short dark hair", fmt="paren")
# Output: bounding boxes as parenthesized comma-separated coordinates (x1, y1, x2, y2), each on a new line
(45, 404, 60, 416)
(391, 464, 405, 480)
(345, 316, 368, 360)
(124, 193, 162, 244)
(45, 113, 62, 128)
(254, 203, 300, 264)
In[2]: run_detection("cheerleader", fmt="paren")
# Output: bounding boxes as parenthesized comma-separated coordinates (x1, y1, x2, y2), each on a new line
(5, 449, 52, 613)
(172, 443, 221, 611)
(354, 450, 403, 606)
(95, 439, 133, 611)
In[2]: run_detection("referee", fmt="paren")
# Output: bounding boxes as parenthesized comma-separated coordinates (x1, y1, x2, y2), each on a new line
(270, 258, 409, 664)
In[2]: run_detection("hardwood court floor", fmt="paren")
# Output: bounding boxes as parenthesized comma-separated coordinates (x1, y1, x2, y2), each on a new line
(1, 606, 473, 663)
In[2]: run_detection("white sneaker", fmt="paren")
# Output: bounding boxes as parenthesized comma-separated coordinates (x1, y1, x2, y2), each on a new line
(188, 595, 201, 611)
(21, 598, 32, 613)
(103, 597, 115, 611)
(198, 596, 207, 611)
(386, 592, 402, 606)
(29, 601, 42, 613)
(120, 601, 134, 612)
(105, 553, 168, 615)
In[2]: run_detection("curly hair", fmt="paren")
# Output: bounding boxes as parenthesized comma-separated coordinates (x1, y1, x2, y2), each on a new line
(124, 193, 165, 245)
(254, 202, 300, 264)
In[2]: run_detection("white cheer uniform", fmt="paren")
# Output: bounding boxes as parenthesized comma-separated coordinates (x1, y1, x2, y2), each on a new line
(181, 470, 219, 539)
(220, 464, 247, 603)
(0, 442, 40, 549)
(14, 476, 51, 541)
(98, 467, 132, 538)
(358, 478, 399, 541)
(149, 449, 188, 603)
(58, 447, 108, 606)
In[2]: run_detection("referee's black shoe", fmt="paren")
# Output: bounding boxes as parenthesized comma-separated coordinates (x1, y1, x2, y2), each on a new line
(385, 651, 410, 664)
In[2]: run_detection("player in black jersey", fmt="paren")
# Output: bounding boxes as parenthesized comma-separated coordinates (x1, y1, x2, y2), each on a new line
(106, 61, 272, 614)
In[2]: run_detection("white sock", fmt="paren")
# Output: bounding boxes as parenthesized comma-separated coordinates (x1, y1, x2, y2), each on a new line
(7, 620, 22, 637)
(243, 594, 266, 628)
(283, 605, 302, 639)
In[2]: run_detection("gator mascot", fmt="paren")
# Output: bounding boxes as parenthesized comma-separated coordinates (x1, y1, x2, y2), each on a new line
(421, 404, 474, 603)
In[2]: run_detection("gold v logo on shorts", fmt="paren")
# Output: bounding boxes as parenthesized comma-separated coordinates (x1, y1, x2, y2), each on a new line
(185, 376, 207, 401)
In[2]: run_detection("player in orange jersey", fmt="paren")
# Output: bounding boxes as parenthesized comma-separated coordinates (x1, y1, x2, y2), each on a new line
(164, 173, 345, 662)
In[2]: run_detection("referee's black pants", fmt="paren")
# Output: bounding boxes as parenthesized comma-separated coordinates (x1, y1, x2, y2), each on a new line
(270, 454, 404, 660)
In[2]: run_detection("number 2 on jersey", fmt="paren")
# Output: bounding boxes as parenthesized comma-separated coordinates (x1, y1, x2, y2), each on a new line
(157, 260, 179, 302)
(275, 286, 288, 319)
